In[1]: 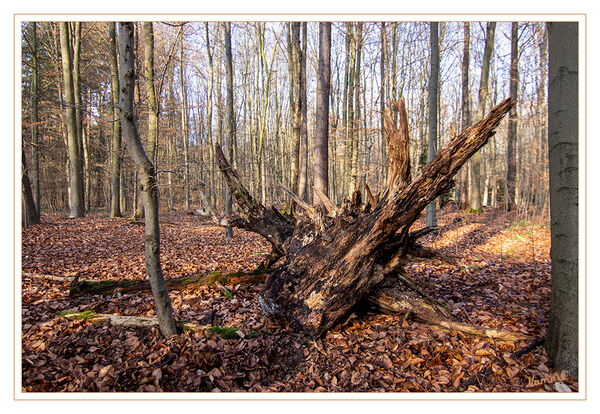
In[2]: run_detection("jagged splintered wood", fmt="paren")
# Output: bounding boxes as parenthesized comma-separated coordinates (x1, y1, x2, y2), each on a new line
(214, 143, 295, 268)
(216, 98, 512, 337)
(383, 97, 411, 193)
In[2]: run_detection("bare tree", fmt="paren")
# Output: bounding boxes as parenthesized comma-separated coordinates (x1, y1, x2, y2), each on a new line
(59, 22, 84, 217)
(506, 22, 519, 211)
(22, 147, 40, 226)
(117, 22, 177, 338)
(179, 26, 191, 211)
(469, 22, 496, 212)
(31, 22, 40, 215)
(426, 22, 439, 227)
(458, 22, 471, 210)
(298, 22, 309, 201)
(108, 22, 122, 218)
(289, 22, 302, 197)
(223, 22, 235, 238)
(350, 22, 363, 195)
(72, 22, 86, 211)
(546, 21, 578, 379)
(314, 22, 331, 202)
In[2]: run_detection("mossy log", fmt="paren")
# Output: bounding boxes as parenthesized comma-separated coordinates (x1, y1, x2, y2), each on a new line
(58, 311, 258, 338)
(69, 270, 267, 297)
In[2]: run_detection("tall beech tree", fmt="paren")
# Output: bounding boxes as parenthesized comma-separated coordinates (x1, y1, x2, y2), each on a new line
(289, 22, 302, 197)
(546, 21, 578, 379)
(298, 22, 309, 201)
(108, 22, 122, 218)
(506, 22, 519, 211)
(314, 22, 331, 203)
(59, 22, 85, 217)
(22, 146, 40, 226)
(31, 22, 40, 215)
(223, 21, 235, 238)
(179, 26, 191, 211)
(458, 22, 471, 210)
(426, 22, 439, 227)
(117, 22, 177, 338)
(469, 22, 496, 212)
(72, 22, 86, 211)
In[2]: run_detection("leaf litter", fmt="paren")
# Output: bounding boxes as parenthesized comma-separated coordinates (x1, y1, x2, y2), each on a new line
(21, 209, 578, 392)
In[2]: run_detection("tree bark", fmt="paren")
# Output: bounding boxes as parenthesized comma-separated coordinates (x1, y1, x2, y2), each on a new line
(379, 22, 387, 157)
(349, 23, 363, 196)
(22, 147, 41, 226)
(223, 22, 235, 238)
(108, 22, 122, 218)
(141, 22, 158, 166)
(469, 22, 496, 212)
(117, 22, 177, 339)
(205, 23, 215, 210)
(546, 22, 578, 379)
(458, 22, 471, 210)
(179, 27, 191, 211)
(31, 22, 40, 215)
(426, 22, 439, 227)
(72, 22, 86, 212)
(314, 22, 331, 203)
(506, 22, 519, 211)
(59, 22, 85, 218)
(289, 23, 302, 197)
(298, 22, 309, 202)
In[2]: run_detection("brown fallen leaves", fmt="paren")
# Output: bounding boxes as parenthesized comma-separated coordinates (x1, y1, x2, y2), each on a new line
(21, 209, 578, 392)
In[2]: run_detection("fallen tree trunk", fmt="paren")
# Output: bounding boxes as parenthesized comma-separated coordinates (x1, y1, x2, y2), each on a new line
(60, 311, 209, 332)
(367, 285, 529, 342)
(69, 270, 267, 297)
(59, 311, 259, 339)
(214, 144, 295, 269)
(23, 272, 75, 282)
(214, 98, 512, 337)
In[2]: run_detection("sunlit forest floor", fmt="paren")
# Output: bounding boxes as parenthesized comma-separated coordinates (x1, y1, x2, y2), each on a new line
(20, 207, 579, 392)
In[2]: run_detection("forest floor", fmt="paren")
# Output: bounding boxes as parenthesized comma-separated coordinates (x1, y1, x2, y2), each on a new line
(20, 207, 579, 393)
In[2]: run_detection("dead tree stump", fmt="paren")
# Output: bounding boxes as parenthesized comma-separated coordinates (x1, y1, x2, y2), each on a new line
(70, 98, 523, 344)
(215, 99, 512, 337)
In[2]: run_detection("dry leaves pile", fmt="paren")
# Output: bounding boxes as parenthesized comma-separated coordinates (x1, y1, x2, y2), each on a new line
(21, 209, 578, 393)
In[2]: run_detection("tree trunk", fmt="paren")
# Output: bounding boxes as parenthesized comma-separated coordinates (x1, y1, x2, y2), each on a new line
(469, 22, 496, 212)
(22, 147, 41, 226)
(546, 22, 578, 379)
(179, 27, 191, 211)
(506, 22, 519, 211)
(72, 22, 86, 212)
(82, 92, 91, 211)
(314, 22, 331, 203)
(289, 23, 302, 197)
(459, 22, 471, 210)
(108, 22, 122, 218)
(223, 22, 235, 238)
(31, 22, 40, 215)
(350, 22, 363, 196)
(380, 22, 387, 159)
(70, 270, 268, 297)
(59, 22, 84, 218)
(298, 22, 309, 202)
(117, 22, 177, 339)
(426, 22, 439, 227)
(205, 23, 216, 210)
